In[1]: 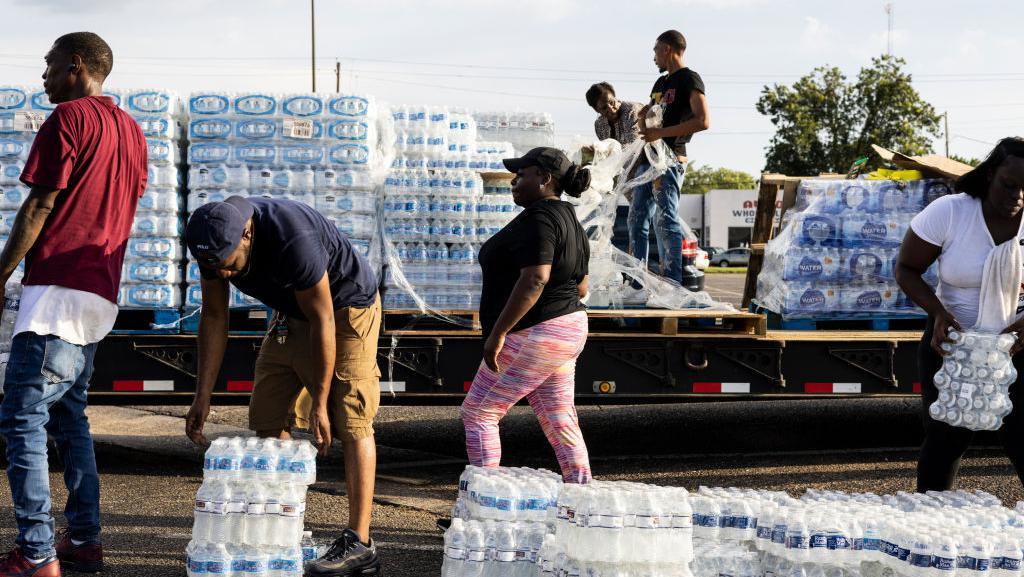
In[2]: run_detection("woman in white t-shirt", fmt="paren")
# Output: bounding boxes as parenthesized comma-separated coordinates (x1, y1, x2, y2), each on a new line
(896, 137, 1024, 492)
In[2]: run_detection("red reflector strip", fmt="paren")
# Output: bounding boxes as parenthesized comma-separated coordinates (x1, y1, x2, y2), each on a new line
(805, 383, 862, 394)
(112, 380, 144, 392)
(693, 382, 750, 393)
(463, 381, 473, 392)
(913, 382, 922, 394)
(112, 380, 173, 392)
(227, 380, 254, 392)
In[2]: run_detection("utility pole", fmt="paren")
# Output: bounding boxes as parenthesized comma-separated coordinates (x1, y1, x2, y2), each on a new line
(885, 2, 894, 56)
(335, 61, 341, 92)
(944, 111, 950, 157)
(310, 0, 316, 91)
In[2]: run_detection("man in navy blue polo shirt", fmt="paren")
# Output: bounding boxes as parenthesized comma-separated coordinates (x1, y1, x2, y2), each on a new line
(183, 195, 383, 577)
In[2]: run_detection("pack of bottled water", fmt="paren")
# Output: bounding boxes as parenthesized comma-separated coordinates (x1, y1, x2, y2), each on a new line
(453, 466, 562, 523)
(473, 111, 555, 157)
(184, 283, 263, 310)
(441, 464, 1024, 577)
(691, 485, 1024, 577)
(186, 436, 319, 577)
(444, 466, 695, 575)
(929, 329, 1016, 431)
(757, 178, 949, 319)
(380, 165, 519, 311)
(0, 269, 23, 392)
(186, 91, 383, 171)
(441, 518, 551, 577)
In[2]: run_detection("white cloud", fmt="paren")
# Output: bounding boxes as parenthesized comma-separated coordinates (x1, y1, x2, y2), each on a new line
(800, 16, 832, 52)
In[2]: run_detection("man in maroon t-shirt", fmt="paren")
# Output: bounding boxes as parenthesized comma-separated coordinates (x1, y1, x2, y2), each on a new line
(0, 33, 146, 577)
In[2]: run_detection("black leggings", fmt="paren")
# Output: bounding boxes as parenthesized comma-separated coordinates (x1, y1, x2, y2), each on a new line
(917, 320, 1024, 491)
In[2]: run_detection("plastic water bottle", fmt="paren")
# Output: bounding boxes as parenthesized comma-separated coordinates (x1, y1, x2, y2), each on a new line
(0, 269, 22, 390)
(244, 483, 268, 545)
(263, 484, 284, 546)
(193, 480, 218, 543)
(186, 540, 205, 577)
(207, 543, 230, 576)
(995, 538, 1022, 577)
(241, 437, 261, 476)
(206, 481, 230, 543)
(225, 482, 247, 544)
(291, 442, 317, 486)
(442, 518, 467, 577)
(244, 544, 269, 577)
(279, 482, 305, 546)
(300, 531, 318, 565)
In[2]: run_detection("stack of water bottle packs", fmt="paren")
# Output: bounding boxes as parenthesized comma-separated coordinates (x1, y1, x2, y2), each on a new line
(187, 436, 319, 577)
(115, 88, 187, 310)
(442, 465, 695, 577)
(757, 178, 950, 319)
(382, 104, 521, 310)
(0, 86, 50, 257)
(473, 111, 555, 156)
(381, 167, 522, 310)
(442, 467, 1024, 577)
(692, 485, 1024, 577)
(929, 330, 1017, 431)
(183, 91, 384, 308)
(0, 85, 187, 309)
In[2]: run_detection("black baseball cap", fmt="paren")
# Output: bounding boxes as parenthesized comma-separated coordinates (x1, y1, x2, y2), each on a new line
(185, 196, 254, 266)
(503, 147, 573, 178)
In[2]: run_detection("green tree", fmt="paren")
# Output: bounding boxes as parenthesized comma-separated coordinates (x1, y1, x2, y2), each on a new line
(949, 154, 981, 167)
(756, 54, 942, 175)
(680, 164, 757, 194)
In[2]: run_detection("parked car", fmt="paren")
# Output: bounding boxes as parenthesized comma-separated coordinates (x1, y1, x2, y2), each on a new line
(696, 249, 710, 270)
(700, 246, 725, 259)
(714, 247, 751, 268)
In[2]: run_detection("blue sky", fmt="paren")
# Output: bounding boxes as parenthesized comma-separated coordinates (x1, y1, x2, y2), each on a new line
(1, 0, 1019, 175)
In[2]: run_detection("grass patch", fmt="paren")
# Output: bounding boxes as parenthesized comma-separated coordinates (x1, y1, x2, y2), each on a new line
(705, 267, 748, 274)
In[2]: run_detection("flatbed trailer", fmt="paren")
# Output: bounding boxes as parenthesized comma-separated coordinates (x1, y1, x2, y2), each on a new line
(87, 173, 928, 405)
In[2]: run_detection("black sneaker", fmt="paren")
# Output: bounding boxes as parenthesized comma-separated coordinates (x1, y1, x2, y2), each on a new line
(306, 528, 382, 577)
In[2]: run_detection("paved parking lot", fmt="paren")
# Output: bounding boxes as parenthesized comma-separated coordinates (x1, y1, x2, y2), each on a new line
(0, 399, 1011, 576)
(703, 272, 746, 308)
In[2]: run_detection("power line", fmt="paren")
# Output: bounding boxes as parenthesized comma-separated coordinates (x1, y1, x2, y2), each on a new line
(952, 134, 996, 146)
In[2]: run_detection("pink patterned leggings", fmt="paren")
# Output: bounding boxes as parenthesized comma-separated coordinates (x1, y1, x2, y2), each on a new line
(460, 311, 592, 483)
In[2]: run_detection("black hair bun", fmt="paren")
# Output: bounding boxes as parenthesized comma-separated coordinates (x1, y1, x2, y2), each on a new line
(560, 164, 591, 198)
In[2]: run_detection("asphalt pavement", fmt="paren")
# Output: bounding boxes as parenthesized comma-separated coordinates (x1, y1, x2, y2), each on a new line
(703, 272, 746, 308)
(0, 398, 1005, 576)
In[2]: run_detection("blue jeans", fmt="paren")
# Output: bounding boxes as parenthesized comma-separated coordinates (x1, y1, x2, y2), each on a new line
(628, 162, 685, 283)
(0, 333, 100, 559)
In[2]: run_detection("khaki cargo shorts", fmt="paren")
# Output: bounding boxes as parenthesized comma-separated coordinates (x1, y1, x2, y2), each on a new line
(249, 293, 381, 442)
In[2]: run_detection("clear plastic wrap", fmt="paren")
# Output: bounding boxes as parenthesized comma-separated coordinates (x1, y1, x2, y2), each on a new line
(930, 330, 1016, 431)
(755, 177, 951, 319)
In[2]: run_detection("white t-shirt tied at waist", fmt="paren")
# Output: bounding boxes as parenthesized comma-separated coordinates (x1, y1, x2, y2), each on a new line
(910, 193, 1024, 329)
(14, 285, 118, 346)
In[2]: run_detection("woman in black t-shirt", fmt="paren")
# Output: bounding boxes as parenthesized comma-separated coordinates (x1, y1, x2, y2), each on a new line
(461, 147, 595, 483)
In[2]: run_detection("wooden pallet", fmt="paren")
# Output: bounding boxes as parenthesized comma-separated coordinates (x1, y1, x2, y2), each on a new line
(110, 308, 183, 335)
(586, 308, 767, 337)
(383, 309, 481, 332)
(769, 315, 928, 332)
(382, 308, 765, 337)
(179, 307, 272, 335)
